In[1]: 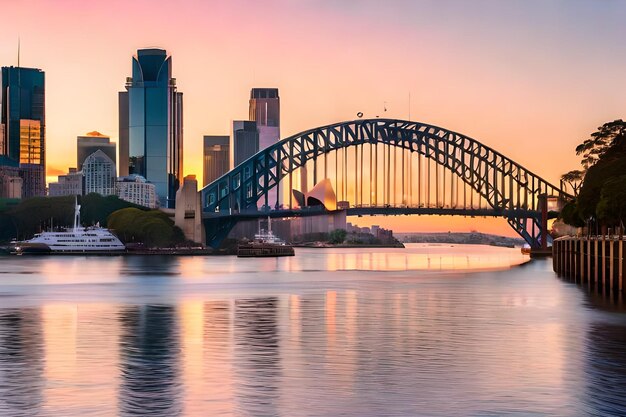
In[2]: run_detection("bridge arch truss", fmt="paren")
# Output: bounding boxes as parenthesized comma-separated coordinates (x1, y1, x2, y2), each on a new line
(201, 119, 569, 248)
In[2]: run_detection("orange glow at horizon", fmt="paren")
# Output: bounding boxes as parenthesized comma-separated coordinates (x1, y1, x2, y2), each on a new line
(3, 0, 624, 235)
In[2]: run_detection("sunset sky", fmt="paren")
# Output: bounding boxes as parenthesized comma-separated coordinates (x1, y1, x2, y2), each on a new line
(2, 0, 625, 235)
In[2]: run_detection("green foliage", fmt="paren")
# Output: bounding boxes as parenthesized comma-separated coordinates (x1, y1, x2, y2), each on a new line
(6, 196, 75, 241)
(577, 157, 626, 220)
(107, 207, 184, 248)
(0, 194, 146, 243)
(559, 200, 584, 228)
(80, 193, 147, 227)
(560, 170, 585, 196)
(596, 175, 626, 226)
(568, 119, 626, 227)
(328, 228, 347, 244)
(575, 119, 626, 169)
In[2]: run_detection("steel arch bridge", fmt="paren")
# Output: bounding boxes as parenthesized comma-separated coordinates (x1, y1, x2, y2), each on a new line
(201, 119, 570, 249)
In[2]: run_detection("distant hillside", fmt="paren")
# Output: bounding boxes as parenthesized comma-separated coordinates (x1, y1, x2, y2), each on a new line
(395, 232, 525, 248)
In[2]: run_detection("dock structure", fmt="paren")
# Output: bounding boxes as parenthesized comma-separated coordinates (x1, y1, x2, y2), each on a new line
(553, 236, 625, 297)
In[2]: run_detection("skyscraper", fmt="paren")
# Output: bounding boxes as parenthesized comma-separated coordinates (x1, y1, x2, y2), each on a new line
(249, 88, 280, 150)
(232, 120, 258, 167)
(77, 131, 116, 172)
(249, 88, 280, 208)
(0, 66, 46, 198)
(203, 135, 229, 187)
(119, 48, 183, 208)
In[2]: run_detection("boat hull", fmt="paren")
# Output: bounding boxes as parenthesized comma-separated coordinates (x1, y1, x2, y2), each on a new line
(237, 243, 295, 257)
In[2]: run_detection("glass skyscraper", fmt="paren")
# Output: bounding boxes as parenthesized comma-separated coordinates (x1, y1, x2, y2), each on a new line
(119, 48, 183, 208)
(0, 66, 46, 198)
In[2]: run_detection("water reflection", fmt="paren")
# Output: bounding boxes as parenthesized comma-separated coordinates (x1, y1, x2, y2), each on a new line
(234, 298, 281, 416)
(0, 248, 625, 416)
(118, 305, 182, 416)
(584, 323, 626, 416)
(0, 308, 44, 416)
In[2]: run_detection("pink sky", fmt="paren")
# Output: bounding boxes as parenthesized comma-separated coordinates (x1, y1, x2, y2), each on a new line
(2, 0, 625, 236)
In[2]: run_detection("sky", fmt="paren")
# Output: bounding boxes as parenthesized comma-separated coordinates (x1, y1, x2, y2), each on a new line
(2, 0, 625, 236)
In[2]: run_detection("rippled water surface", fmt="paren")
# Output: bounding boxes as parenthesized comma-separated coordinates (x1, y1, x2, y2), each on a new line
(0, 244, 625, 416)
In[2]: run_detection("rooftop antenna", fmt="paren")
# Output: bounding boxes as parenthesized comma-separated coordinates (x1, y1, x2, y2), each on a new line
(17, 36, 20, 67)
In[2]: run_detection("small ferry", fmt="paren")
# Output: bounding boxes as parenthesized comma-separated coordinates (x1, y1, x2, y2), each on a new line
(15, 198, 126, 255)
(237, 218, 294, 258)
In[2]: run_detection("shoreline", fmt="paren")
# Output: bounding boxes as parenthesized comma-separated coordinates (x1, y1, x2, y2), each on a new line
(292, 243, 405, 249)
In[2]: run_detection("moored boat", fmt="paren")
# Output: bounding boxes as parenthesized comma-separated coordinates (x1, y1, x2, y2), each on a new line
(15, 198, 126, 255)
(237, 218, 294, 257)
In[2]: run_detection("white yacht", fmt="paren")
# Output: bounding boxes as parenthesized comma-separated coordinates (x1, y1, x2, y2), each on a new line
(237, 217, 294, 257)
(15, 199, 126, 254)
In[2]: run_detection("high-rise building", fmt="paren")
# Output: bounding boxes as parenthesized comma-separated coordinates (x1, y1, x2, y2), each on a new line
(203, 135, 229, 187)
(119, 48, 183, 208)
(232, 120, 259, 167)
(48, 168, 83, 197)
(77, 132, 116, 172)
(249, 88, 280, 148)
(0, 66, 46, 198)
(83, 150, 116, 196)
(249, 88, 280, 208)
(118, 92, 129, 177)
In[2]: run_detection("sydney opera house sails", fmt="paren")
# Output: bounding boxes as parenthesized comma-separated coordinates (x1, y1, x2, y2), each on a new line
(292, 178, 337, 210)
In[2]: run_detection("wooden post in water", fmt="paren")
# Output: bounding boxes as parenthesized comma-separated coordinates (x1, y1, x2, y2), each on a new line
(579, 239, 584, 283)
(617, 237, 625, 294)
(564, 239, 568, 278)
(601, 235, 607, 295)
(587, 237, 593, 289)
(610, 237, 616, 295)
(594, 238, 599, 293)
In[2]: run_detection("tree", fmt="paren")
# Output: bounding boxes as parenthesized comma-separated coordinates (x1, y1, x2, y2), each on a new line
(106, 207, 185, 247)
(328, 228, 347, 244)
(575, 119, 626, 169)
(596, 175, 626, 228)
(560, 169, 584, 196)
(567, 120, 626, 226)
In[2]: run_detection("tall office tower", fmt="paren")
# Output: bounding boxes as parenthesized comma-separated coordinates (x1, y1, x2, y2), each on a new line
(232, 120, 259, 167)
(0, 66, 45, 198)
(118, 92, 129, 176)
(249, 88, 280, 208)
(119, 48, 183, 208)
(83, 150, 116, 196)
(77, 132, 116, 172)
(203, 135, 229, 187)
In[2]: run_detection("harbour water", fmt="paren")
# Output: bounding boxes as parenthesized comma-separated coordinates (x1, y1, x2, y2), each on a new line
(0, 244, 625, 416)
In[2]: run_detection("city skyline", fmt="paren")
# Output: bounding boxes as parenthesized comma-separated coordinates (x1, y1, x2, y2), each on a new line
(2, 0, 625, 234)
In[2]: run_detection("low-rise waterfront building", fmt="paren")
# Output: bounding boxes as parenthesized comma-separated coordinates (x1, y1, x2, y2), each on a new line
(48, 167, 82, 196)
(116, 174, 158, 208)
